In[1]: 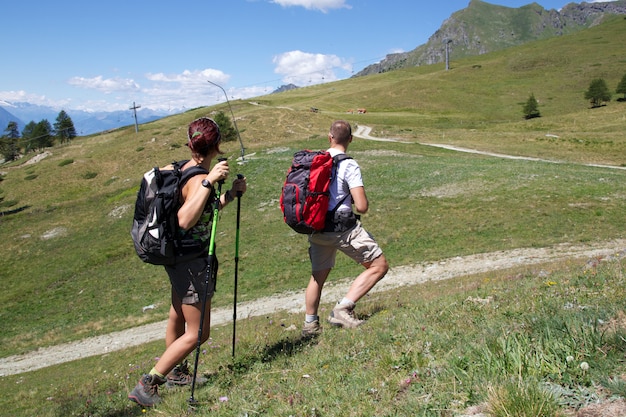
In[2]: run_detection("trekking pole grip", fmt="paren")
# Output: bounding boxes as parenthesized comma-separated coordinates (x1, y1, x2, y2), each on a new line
(236, 174, 244, 197)
(217, 157, 228, 185)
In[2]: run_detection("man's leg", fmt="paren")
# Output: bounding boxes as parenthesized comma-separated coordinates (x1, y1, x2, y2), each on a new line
(305, 268, 332, 316)
(302, 268, 331, 336)
(329, 225, 389, 328)
(345, 254, 389, 303)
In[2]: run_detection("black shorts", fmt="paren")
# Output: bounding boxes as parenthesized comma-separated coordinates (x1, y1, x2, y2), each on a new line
(165, 257, 217, 305)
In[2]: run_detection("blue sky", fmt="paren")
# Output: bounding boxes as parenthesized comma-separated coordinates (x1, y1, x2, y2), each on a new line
(0, 0, 615, 113)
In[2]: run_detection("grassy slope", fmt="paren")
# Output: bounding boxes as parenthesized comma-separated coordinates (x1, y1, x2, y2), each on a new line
(0, 16, 625, 359)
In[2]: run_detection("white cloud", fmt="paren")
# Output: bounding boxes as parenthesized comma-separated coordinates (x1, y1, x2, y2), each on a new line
(0, 90, 44, 103)
(145, 68, 230, 87)
(141, 69, 236, 111)
(59, 69, 241, 112)
(273, 50, 352, 85)
(67, 76, 140, 94)
(271, 0, 351, 13)
(0, 90, 72, 109)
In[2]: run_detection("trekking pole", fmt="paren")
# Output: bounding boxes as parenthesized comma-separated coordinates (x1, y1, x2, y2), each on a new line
(232, 173, 244, 358)
(189, 159, 226, 406)
(207, 80, 246, 164)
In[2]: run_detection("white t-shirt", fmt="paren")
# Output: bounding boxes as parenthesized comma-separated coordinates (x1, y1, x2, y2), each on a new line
(327, 148, 363, 213)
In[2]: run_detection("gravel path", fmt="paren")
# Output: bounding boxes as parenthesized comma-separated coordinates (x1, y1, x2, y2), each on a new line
(1, 239, 624, 377)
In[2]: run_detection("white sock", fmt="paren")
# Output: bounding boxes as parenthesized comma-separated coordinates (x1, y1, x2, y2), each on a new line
(305, 314, 319, 323)
(339, 298, 355, 307)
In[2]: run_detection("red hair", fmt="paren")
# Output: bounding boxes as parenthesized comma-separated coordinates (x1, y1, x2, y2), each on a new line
(187, 117, 222, 156)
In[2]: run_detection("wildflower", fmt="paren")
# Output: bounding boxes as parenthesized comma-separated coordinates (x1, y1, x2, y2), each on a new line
(219, 396, 228, 402)
(580, 362, 590, 371)
(566, 355, 574, 363)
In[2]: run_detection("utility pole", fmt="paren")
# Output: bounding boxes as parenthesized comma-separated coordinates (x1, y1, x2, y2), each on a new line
(444, 39, 453, 71)
(130, 102, 141, 133)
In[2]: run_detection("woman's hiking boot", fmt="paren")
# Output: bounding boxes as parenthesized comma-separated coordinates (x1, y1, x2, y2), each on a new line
(328, 303, 364, 328)
(128, 373, 166, 407)
(166, 360, 207, 388)
(301, 319, 321, 337)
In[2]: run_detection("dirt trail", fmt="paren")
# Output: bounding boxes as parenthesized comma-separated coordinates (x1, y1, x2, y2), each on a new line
(1, 239, 624, 377)
(354, 124, 626, 170)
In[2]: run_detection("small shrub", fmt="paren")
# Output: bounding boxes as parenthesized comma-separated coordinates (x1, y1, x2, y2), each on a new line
(82, 172, 98, 180)
(0, 199, 17, 208)
(24, 174, 38, 181)
(58, 159, 74, 167)
(136, 146, 144, 152)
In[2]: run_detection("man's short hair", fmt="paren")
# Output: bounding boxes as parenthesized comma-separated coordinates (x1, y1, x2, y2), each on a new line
(330, 120, 352, 144)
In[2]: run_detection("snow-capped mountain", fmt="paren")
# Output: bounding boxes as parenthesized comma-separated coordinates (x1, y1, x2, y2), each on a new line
(0, 101, 171, 136)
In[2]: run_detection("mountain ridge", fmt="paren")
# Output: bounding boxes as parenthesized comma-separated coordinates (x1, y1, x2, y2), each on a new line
(354, 0, 626, 77)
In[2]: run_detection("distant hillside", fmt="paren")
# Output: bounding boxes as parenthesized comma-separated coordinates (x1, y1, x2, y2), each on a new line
(355, 0, 626, 76)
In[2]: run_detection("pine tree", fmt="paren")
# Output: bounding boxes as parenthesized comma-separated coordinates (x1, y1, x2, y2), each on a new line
(523, 93, 541, 119)
(23, 120, 53, 151)
(584, 78, 612, 108)
(1, 121, 20, 161)
(54, 110, 77, 143)
(212, 111, 238, 143)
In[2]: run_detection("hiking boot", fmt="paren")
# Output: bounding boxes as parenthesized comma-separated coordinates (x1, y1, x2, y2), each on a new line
(302, 320, 321, 337)
(328, 303, 364, 329)
(166, 360, 207, 388)
(128, 373, 166, 407)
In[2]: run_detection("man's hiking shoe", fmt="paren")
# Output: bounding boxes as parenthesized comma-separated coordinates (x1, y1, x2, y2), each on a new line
(302, 320, 321, 337)
(328, 303, 364, 329)
(128, 373, 166, 407)
(166, 360, 207, 388)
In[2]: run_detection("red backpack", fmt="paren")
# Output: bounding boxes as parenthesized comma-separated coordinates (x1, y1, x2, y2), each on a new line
(280, 150, 351, 234)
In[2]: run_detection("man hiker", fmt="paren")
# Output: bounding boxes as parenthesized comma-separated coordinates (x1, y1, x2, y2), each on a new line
(302, 120, 389, 336)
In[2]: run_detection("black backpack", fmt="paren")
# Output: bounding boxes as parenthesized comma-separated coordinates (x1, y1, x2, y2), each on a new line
(131, 160, 209, 265)
(280, 150, 351, 234)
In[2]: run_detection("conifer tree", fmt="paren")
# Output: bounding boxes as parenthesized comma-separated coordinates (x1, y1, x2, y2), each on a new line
(584, 78, 611, 108)
(1, 121, 20, 161)
(523, 93, 541, 119)
(212, 111, 238, 143)
(54, 110, 77, 143)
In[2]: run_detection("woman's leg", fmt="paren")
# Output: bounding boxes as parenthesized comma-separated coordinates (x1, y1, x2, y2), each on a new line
(165, 287, 185, 348)
(154, 299, 212, 376)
